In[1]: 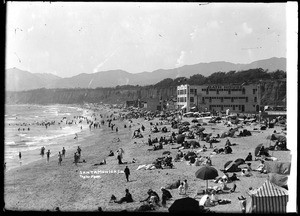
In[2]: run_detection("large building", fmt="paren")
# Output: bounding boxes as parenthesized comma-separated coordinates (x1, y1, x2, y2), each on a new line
(177, 84, 261, 113)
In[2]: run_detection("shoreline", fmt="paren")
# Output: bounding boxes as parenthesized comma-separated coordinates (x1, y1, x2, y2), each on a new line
(4, 104, 116, 171)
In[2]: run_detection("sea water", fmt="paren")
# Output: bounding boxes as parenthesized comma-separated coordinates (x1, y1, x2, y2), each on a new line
(4, 104, 92, 170)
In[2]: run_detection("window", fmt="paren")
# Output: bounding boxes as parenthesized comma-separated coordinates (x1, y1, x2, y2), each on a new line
(221, 97, 223, 102)
(254, 97, 257, 102)
(253, 89, 256, 94)
(184, 97, 187, 102)
(202, 97, 205, 103)
(217, 90, 219, 95)
(194, 89, 197, 95)
(233, 105, 235, 110)
(209, 97, 212, 103)
(190, 97, 194, 103)
(190, 89, 194, 94)
(183, 89, 187, 94)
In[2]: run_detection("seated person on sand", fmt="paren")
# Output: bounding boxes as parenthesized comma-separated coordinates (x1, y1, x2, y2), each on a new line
(255, 160, 267, 173)
(204, 196, 216, 207)
(93, 159, 106, 166)
(178, 182, 186, 195)
(114, 189, 133, 204)
(161, 187, 172, 206)
(241, 169, 252, 177)
(225, 139, 231, 147)
(224, 146, 232, 154)
(210, 190, 220, 205)
(245, 152, 252, 161)
(141, 189, 160, 206)
(108, 150, 114, 156)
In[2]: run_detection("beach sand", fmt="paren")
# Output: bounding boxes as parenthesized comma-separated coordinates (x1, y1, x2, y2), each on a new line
(4, 109, 292, 212)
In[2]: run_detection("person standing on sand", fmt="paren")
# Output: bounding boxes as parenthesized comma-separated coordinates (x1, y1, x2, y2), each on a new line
(62, 147, 66, 158)
(46, 150, 51, 163)
(74, 152, 78, 166)
(19, 152, 22, 160)
(58, 152, 62, 166)
(183, 179, 189, 194)
(77, 146, 81, 159)
(116, 127, 118, 133)
(124, 166, 130, 182)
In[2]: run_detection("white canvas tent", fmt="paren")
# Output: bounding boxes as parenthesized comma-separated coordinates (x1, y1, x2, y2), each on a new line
(247, 179, 288, 213)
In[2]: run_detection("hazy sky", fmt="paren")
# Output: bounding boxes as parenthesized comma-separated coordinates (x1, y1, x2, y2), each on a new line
(6, 2, 287, 78)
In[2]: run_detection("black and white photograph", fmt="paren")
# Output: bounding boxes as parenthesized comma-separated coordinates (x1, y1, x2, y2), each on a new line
(4, 2, 297, 213)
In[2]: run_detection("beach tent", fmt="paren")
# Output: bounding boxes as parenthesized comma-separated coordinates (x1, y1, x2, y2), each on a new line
(264, 161, 291, 175)
(247, 180, 288, 213)
(268, 173, 288, 188)
(254, 144, 269, 157)
(224, 161, 241, 173)
(234, 158, 245, 166)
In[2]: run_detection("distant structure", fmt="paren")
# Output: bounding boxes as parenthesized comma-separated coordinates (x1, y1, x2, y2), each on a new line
(177, 84, 261, 113)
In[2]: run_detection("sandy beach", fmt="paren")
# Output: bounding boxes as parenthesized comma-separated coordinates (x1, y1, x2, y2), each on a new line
(4, 107, 292, 212)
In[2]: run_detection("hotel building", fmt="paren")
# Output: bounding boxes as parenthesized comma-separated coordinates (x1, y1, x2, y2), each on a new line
(177, 83, 261, 113)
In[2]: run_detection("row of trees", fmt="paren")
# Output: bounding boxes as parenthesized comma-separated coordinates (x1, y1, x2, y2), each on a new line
(154, 68, 286, 88)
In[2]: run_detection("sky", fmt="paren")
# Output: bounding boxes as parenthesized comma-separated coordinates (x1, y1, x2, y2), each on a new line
(6, 2, 288, 78)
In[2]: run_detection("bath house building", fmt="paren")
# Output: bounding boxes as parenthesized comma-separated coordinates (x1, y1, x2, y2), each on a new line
(177, 84, 261, 113)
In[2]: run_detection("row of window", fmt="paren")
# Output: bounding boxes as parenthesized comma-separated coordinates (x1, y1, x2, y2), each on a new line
(203, 97, 257, 103)
(203, 97, 248, 99)
(202, 88, 244, 91)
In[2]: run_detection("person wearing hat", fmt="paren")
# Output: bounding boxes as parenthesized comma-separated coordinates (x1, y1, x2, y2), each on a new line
(161, 187, 172, 207)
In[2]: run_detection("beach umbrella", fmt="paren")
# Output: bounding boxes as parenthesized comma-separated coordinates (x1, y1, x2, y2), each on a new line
(162, 151, 171, 155)
(195, 166, 218, 190)
(254, 143, 264, 156)
(234, 158, 245, 166)
(224, 160, 233, 169)
(169, 197, 200, 213)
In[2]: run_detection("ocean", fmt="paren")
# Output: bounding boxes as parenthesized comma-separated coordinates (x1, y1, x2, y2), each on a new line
(4, 104, 93, 170)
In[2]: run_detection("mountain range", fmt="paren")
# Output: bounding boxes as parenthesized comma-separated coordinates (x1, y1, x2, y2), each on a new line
(5, 57, 286, 91)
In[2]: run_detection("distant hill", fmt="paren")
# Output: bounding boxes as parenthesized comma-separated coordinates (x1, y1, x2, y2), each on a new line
(5, 57, 286, 91)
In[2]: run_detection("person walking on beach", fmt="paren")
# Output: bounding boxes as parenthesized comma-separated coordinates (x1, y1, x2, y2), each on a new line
(62, 147, 66, 158)
(19, 152, 22, 160)
(58, 152, 62, 166)
(77, 146, 81, 159)
(41, 146, 45, 157)
(124, 166, 130, 182)
(74, 152, 78, 166)
(116, 127, 118, 133)
(46, 150, 51, 163)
